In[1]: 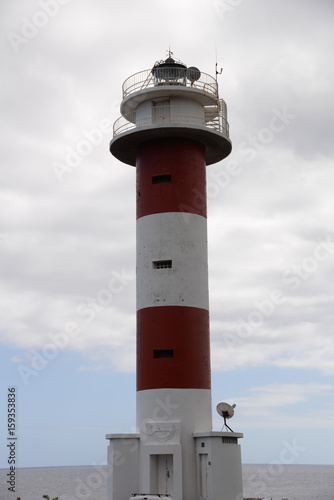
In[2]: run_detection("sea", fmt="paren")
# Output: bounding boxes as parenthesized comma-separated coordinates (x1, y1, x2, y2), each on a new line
(0, 464, 334, 500)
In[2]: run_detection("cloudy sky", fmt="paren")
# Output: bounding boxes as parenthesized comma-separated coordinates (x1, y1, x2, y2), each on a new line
(1, 0, 334, 474)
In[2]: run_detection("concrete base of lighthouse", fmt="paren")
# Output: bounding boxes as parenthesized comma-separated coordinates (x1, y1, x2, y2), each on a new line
(106, 429, 243, 500)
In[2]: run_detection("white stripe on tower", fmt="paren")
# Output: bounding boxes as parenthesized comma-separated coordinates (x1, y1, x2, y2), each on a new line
(137, 212, 209, 311)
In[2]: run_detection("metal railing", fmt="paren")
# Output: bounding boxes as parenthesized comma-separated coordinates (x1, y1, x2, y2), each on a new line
(113, 101, 229, 138)
(122, 68, 219, 100)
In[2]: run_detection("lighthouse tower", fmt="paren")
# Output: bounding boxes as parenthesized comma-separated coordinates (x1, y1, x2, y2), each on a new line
(106, 54, 243, 500)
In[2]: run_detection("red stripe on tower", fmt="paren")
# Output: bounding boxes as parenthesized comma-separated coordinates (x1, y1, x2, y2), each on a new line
(137, 306, 210, 391)
(136, 138, 207, 219)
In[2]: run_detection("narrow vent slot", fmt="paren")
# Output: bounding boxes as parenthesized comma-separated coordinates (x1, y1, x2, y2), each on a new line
(152, 174, 172, 184)
(153, 260, 172, 269)
(154, 350, 174, 359)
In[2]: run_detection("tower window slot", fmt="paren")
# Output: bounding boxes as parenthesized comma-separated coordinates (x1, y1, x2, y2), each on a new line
(152, 174, 172, 184)
(153, 260, 172, 269)
(154, 349, 174, 359)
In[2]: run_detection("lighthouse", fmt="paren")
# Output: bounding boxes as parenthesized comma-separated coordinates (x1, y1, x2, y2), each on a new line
(106, 54, 244, 500)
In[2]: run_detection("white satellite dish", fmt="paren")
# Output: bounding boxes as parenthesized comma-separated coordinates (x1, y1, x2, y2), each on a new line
(216, 402, 236, 432)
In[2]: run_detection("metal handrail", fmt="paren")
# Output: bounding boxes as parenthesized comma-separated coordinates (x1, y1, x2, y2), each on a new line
(113, 103, 229, 138)
(122, 68, 218, 100)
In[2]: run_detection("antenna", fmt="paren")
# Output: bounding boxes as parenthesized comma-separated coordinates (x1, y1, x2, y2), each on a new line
(215, 62, 223, 78)
(216, 402, 236, 432)
(215, 45, 223, 81)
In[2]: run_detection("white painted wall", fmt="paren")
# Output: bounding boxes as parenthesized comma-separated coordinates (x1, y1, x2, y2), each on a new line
(136, 100, 152, 126)
(135, 97, 205, 128)
(195, 432, 244, 500)
(137, 212, 209, 311)
(137, 388, 212, 500)
(106, 434, 140, 500)
(170, 97, 204, 126)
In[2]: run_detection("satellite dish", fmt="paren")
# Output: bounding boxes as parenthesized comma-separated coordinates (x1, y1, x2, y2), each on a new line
(216, 402, 236, 432)
(186, 66, 201, 83)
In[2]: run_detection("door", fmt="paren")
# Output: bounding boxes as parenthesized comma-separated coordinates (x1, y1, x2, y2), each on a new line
(199, 453, 208, 498)
(152, 100, 171, 124)
(154, 454, 174, 496)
